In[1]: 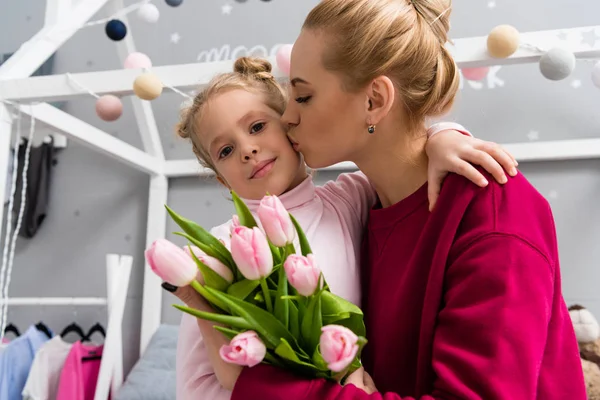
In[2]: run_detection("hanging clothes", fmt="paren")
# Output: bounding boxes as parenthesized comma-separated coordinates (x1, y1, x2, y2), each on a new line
(0, 325, 51, 400)
(22, 335, 72, 400)
(56, 341, 104, 400)
(13, 137, 55, 238)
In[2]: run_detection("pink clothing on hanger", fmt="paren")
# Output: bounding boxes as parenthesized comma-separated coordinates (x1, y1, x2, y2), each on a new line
(56, 341, 105, 400)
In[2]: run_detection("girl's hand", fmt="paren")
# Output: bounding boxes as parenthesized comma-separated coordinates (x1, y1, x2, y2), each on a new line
(426, 130, 518, 211)
(163, 278, 243, 391)
(343, 367, 378, 394)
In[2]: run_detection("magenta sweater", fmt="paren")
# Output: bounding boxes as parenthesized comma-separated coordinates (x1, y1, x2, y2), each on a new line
(231, 170, 586, 399)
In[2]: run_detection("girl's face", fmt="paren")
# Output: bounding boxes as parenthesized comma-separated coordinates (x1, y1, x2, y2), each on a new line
(282, 29, 370, 169)
(197, 89, 307, 200)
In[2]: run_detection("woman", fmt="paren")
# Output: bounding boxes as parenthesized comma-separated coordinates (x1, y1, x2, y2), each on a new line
(221, 0, 585, 398)
(174, 0, 585, 399)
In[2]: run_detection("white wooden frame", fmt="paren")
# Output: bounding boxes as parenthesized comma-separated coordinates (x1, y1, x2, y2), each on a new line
(0, 253, 133, 400)
(0, 0, 598, 357)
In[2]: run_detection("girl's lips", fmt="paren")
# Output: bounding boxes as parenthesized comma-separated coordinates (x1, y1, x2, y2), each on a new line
(250, 158, 276, 179)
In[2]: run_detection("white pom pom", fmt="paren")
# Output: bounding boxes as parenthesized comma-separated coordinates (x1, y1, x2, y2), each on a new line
(570, 308, 600, 343)
(137, 4, 160, 23)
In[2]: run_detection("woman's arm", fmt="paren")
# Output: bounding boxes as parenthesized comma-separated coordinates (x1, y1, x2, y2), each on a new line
(228, 234, 577, 399)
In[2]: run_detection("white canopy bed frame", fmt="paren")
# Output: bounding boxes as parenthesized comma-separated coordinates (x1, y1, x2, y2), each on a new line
(0, 0, 598, 363)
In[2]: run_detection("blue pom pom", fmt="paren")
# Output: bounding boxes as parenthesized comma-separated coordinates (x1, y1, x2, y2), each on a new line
(105, 19, 127, 41)
(165, 0, 183, 6)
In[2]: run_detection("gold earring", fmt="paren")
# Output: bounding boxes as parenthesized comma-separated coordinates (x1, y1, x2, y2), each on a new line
(368, 125, 375, 134)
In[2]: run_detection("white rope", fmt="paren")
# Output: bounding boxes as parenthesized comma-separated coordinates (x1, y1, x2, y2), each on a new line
(66, 73, 100, 99)
(0, 107, 21, 341)
(0, 105, 35, 339)
(80, 0, 152, 28)
(162, 82, 194, 100)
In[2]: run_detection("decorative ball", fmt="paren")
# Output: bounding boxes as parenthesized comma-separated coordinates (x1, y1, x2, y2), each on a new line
(105, 19, 127, 41)
(95, 95, 123, 121)
(133, 72, 163, 100)
(165, 0, 183, 6)
(592, 61, 600, 89)
(539, 47, 576, 81)
(137, 4, 160, 23)
(461, 67, 490, 81)
(124, 52, 152, 69)
(487, 25, 520, 58)
(276, 44, 293, 75)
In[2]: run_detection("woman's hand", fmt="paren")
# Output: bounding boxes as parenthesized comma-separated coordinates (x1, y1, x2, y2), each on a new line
(342, 367, 379, 394)
(426, 130, 518, 211)
(162, 278, 243, 391)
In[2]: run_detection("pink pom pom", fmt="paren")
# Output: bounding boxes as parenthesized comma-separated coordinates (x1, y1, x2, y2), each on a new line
(95, 95, 123, 122)
(124, 52, 152, 69)
(276, 44, 293, 76)
(461, 67, 490, 81)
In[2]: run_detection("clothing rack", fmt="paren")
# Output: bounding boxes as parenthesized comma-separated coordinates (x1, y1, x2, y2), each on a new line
(0, 253, 132, 400)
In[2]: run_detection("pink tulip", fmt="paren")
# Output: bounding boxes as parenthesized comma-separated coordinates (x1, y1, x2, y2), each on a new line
(320, 325, 359, 373)
(257, 195, 296, 247)
(230, 226, 273, 280)
(219, 330, 266, 367)
(284, 254, 321, 296)
(183, 245, 233, 283)
(145, 239, 197, 286)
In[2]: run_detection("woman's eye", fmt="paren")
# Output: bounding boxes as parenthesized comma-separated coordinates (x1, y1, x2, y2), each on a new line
(250, 122, 265, 134)
(295, 96, 311, 104)
(219, 146, 233, 159)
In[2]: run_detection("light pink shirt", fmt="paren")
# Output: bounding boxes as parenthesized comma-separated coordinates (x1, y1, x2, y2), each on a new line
(176, 172, 376, 400)
(175, 123, 470, 400)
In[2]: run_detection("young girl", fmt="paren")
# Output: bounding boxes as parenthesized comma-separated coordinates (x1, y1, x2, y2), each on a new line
(168, 56, 518, 399)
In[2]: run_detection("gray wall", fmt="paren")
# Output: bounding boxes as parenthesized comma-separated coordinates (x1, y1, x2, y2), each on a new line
(0, 0, 599, 377)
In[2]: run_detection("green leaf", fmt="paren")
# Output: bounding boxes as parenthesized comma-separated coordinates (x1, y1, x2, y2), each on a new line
(301, 291, 323, 354)
(263, 351, 285, 367)
(190, 280, 230, 313)
(273, 259, 289, 328)
(231, 191, 258, 228)
(204, 286, 304, 354)
(174, 231, 238, 279)
(165, 205, 235, 267)
(187, 245, 231, 291)
(174, 304, 252, 330)
(289, 213, 312, 256)
(312, 345, 329, 371)
(275, 338, 327, 373)
(213, 325, 242, 340)
(226, 279, 260, 300)
(324, 313, 366, 338)
(321, 290, 363, 318)
(269, 243, 282, 264)
(289, 301, 300, 339)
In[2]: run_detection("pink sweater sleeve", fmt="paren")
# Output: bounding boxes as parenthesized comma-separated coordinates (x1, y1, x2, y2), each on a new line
(319, 171, 377, 227)
(175, 222, 234, 400)
(230, 234, 558, 400)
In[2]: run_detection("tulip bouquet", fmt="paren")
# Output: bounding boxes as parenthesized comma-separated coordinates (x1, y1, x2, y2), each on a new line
(146, 192, 367, 381)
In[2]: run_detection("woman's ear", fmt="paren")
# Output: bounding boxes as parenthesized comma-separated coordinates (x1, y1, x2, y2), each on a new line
(365, 75, 395, 125)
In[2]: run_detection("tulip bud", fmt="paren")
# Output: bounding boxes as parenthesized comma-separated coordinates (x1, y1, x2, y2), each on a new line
(257, 195, 296, 247)
(230, 226, 273, 280)
(283, 254, 321, 296)
(320, 325, 359, 373)
(219, 330, 266, 367)
(145, 239, 197, 286)
(183, 245, 234, 283)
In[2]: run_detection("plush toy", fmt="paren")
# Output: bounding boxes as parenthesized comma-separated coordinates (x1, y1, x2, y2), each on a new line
(569, 304, 600, 400)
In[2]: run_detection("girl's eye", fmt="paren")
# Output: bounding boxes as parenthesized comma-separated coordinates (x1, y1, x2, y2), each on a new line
(218, 146, 233, 159)
(295, 96, 311, 104)
(251, 122, 265, 134)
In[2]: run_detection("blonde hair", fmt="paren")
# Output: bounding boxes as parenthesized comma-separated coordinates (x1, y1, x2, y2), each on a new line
(303, 0, 459, 130)
(176, 57, 288, 173)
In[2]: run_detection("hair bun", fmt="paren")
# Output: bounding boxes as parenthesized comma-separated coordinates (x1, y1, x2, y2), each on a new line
(233, 57, 274, 80)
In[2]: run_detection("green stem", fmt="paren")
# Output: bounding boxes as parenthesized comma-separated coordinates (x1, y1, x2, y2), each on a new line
(260, 278, 273, 312)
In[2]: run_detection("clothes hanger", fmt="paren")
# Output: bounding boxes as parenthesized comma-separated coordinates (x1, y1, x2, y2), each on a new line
(60, 322, 86, 340)
(35, 321, 52, 339)
(3, 323, 20, 337)
(84, 322, 106, 342)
